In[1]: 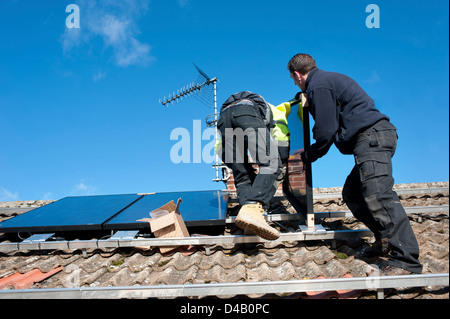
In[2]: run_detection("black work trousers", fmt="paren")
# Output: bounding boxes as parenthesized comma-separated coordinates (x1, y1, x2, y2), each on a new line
(218, 105, 282, 209)
(342, 120, 422, 273)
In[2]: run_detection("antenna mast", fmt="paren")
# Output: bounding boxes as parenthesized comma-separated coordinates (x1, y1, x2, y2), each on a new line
(159, 64, 229, 183)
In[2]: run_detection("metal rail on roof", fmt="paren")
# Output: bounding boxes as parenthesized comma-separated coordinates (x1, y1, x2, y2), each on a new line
(0, 229, 374, 253)
(227, 205, 448, 223)
(0, 273, 447, 299)
(314, 205, 449, 219)
(312, 186, 449, 200)
(1, 204, 447, 253)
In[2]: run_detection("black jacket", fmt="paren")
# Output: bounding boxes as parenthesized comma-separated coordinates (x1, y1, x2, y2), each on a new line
(221, 91, 271, 123)
(304, 68, 389, 161)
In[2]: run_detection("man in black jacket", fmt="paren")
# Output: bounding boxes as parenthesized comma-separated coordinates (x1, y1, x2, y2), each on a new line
(287, 53, 422, 275)
(218, 91, 282, 240)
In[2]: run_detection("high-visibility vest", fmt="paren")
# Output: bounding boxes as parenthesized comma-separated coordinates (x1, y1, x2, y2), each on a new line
(269, 101, 304, 161)
(270, 103, 290, 146)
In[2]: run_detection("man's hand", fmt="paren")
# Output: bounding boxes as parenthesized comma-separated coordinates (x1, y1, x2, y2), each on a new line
(294, 149, 309, 163)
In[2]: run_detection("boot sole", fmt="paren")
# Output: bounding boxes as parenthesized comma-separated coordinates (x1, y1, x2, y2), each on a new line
(235, 215, 280, 241)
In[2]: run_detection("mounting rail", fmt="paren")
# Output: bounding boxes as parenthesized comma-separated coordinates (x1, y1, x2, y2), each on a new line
(1, 204, 447, 253)
(0, 273, 447, 299)
(0, 228, 373, 253)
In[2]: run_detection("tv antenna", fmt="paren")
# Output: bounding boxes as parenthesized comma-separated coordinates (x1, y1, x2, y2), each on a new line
(159, 63, 230, 182)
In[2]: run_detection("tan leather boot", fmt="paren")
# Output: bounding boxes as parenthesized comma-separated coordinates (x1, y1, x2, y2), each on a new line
(235, 202, 280, 240)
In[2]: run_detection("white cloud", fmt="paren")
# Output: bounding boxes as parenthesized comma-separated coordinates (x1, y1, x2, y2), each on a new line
(61, 0, 153, 67)
(0, 187, 19, 201)
(99, 15, 130, 46)
(116, 38, 151, 67)
(71, 180, 98, 196)
(61, 27, 83, 53)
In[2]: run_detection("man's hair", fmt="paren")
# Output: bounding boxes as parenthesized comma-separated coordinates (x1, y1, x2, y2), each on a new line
(287, 53, 317, 74)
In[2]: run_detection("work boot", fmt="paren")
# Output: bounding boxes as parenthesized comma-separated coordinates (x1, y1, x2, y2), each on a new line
(235, 202, 280, 241)
(359, 238, 390, 258)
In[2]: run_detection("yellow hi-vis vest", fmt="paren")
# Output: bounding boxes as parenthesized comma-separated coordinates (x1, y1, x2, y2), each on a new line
(269, 101, 301, 161)
(269, 100, 303, 144)
(270, 102, 290, 147)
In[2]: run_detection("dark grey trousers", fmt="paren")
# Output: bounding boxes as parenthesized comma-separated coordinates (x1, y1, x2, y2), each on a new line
(342, 120, 422, 273)
(218, 105, 282, 209)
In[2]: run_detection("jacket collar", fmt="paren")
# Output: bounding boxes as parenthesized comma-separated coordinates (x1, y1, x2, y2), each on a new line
(222, 91, 267, 110)
(305, 67, 319, 92)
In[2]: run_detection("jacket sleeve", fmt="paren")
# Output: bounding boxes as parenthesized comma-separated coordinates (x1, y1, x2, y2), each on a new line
(306, 88, 338, 162)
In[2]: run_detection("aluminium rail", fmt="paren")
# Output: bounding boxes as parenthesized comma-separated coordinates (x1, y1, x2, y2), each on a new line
(0, 205, 447, 253)
(0, 229, 374, 253)
(227, 205, 449, 223)
(0, 205, 446, 225)
(313, 186, 449, 200)
(313, 205, 449, 219)
(0, 273, 447, 299)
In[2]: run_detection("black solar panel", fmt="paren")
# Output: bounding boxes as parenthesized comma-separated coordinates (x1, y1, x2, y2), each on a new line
(104, 190, 229, 229)
(0, 191, 229, 234)
(0, 194, 142, 233)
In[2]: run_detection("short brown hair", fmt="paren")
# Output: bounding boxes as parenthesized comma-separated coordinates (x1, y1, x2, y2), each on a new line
(287, 53, 317, 74)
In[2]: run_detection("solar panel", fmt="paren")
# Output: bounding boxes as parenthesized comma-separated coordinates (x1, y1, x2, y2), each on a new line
(0, 194, 143, 233)
(0, 191, 229, 234)
(104, 190, 229, 229)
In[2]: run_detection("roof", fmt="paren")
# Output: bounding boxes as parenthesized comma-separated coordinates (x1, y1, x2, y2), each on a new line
(0, 182, 448, 299)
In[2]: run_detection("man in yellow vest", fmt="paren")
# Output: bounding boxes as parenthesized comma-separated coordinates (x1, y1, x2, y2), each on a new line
(216, 91, 301, 240)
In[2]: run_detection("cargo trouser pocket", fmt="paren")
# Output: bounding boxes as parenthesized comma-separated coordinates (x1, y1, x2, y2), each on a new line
(356, 152, 390, 184)
(371, 121, 398, 154)
(355, 152, 392, 227)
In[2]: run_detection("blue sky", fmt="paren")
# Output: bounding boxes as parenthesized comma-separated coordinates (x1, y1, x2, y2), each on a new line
(0, 0, 448, 201)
